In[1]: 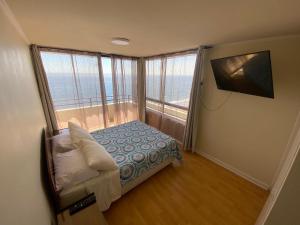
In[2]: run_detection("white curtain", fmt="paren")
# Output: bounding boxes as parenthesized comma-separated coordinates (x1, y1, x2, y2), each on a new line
(146, 58, 165, 112)
(36, 45, 202, 138)
(145, 53, 197, 120)
(40, 50, 141, 131)
(109, 56, 139, 126)
(145, 52, 197, 143)
(40, 50, 107, 131)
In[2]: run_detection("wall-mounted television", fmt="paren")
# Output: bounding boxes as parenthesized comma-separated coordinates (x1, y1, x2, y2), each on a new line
(210, 51, 274, 98)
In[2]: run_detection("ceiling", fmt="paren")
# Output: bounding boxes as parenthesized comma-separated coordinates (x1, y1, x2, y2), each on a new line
(6, 0, 300, 56)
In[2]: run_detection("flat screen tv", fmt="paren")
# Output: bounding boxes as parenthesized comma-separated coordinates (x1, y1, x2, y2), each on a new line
(210, 51, 274, 98)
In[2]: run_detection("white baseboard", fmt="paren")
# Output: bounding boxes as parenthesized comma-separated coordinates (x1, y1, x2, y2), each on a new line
(197, 151, 270, 190)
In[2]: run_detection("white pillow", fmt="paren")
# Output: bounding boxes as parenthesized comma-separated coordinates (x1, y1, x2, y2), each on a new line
(53, 148, 99, 190)
(51, 133, 74, 153)
(68, 121, 95, 147)
(79, 139, 118, 171)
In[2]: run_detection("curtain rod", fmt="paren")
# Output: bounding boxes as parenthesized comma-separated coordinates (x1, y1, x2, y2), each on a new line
(144, 45, 212, 59)
(36, 45, 139, 59)
(36, 45, 212, 59)
(144, 48, 198, 59)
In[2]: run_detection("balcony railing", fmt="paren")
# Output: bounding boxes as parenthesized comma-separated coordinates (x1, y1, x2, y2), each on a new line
(52, 95, 188, 131)
(54, 96, 138, 131)
(146, 98, 188, 121)
(53, 95, 134, 110)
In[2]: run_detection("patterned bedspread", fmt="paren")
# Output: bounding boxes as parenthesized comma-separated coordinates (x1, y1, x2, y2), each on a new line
(91, 121, 182, 186)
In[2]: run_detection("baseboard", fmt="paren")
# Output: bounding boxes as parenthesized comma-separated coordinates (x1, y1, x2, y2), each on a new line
(197, 151, 270, 190)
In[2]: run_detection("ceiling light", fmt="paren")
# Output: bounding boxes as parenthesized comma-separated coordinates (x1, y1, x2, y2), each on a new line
(111, 38, 130, 46)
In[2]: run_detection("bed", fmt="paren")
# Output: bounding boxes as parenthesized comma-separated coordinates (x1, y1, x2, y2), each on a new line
(45, 121, 182, 212)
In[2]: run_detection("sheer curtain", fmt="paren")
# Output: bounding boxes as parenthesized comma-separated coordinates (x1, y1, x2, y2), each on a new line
(146, 58, 164, 112)
(110, 56, 139, 125)
(164, 54, 196, 119)
(36, 46, 198, 136)
(40, 50, 107, 131)
(146, 53, 196, 120)
(145, 52, 197, 143)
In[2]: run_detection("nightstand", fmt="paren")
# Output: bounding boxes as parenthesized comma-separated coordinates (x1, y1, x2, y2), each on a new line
(57, 202, 108, 225)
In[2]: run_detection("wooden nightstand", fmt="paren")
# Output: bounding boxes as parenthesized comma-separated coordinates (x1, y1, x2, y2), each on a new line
(57, 203, 108, 225)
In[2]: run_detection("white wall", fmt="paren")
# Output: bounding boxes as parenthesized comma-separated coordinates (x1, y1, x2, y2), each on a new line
(0, 3, 52, 225)
(264, 149, 300, 225)
(196, 35, 300, 188)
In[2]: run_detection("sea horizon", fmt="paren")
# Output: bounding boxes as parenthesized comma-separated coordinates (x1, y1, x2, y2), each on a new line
(47, 73, 193, 110)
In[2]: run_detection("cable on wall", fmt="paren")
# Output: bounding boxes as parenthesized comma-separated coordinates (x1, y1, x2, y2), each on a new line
(197, 47, 233, 112)
(199, 90, 232, 111)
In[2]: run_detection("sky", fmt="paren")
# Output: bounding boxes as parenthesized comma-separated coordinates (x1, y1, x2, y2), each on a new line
(40, 51, 112, 75)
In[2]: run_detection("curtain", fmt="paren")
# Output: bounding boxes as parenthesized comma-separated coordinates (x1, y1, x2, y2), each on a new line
(145, 53, 197, 143)
(183, 46, 206, 152)
(146, 58, 164, 112)
(146, 54, 196, 120)
(38, 50, 139, 131)
(137, 57, 146, 122)
(39, 50, 107, 132)
(31, 45, 59, 134)
(110, 56, 139, 126)
(97, 55, 109, 128)
(165, 54, 196, 108)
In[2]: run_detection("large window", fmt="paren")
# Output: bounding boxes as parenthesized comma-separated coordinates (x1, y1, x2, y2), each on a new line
(41, 52, 102, 110)
(40, 50, 138, 131)
(146, 53, 197, 120)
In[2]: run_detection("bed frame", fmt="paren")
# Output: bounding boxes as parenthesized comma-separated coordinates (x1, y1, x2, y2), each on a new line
(44, 128, 60, 213)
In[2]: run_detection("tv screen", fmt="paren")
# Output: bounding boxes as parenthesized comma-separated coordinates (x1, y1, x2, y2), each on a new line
(210, 51, 274, 98)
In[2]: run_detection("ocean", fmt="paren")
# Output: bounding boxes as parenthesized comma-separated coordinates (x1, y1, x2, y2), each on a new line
(47, 73, 193, 110)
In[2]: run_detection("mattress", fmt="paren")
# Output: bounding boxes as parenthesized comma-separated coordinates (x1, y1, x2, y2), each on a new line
(91, 120, 182, 186)
(59, 169, 121, 210)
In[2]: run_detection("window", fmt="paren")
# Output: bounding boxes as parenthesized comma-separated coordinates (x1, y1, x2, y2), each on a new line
(146, 58, 163, 101)
(40, 50, 138, 131)
(146, 53, 197, 120)
(165, 54, 196, 108)
(101, 56, 138, 126)
(101, 57, 137, 104)
(41, 52, 103, 110)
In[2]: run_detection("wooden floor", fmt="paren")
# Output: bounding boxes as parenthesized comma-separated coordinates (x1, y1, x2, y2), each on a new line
(104, 152, 269, 225)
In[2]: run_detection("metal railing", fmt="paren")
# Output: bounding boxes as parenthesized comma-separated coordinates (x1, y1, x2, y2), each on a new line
(146, 97, 189, 111)
(53, 95, 134, 110)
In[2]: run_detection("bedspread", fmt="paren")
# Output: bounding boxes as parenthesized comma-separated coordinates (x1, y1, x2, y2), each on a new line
(91, 121, 182, 186)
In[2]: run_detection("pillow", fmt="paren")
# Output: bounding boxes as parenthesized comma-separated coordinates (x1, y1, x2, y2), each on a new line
(53, 148, 99, 190)
(51, 133, 74, 153)
(68, 121, 95, 147)
(79, 139, 118, 171)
